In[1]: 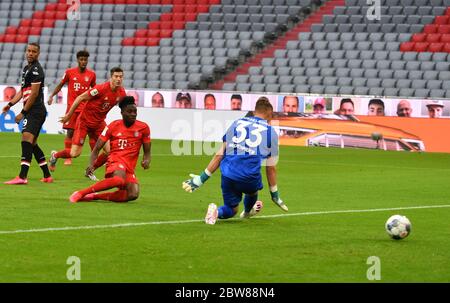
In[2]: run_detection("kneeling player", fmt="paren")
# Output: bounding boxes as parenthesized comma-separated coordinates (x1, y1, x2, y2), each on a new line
(182, 97, 288, 224)
(69, 96, 151, 203)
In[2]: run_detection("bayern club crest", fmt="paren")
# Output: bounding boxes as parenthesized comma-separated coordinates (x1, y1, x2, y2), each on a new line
(85, 76, 89, 82)
(134, 131, 139, 137)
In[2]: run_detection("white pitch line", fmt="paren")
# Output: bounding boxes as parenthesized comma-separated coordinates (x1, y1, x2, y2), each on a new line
(0, 204, 449, 235)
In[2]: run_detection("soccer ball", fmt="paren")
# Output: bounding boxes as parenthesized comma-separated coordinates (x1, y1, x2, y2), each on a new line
(385, 215, 411, 240)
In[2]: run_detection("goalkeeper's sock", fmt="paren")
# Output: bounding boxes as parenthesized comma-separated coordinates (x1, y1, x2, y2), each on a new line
(243, 193, 258, 213)
(55, 149, 71, 159)
(93, 190, 129, 202)
(218, 205, 235, 219)
(93, 153, 108, 169)
(78, 175, 125, 196)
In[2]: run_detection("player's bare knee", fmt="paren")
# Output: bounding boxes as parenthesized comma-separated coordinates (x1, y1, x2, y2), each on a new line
(127, 192, 139, 201)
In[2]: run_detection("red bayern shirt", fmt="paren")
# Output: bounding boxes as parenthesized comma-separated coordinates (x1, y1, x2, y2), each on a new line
(99, 119, 151, 173)
(81, 81, 126, 128)
(61, 67, 96, 113)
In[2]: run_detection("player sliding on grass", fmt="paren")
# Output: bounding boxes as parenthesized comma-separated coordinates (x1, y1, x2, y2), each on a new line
(182, 97, 288, 224)
(69, 96, 151, 203)
(51, 66, 126, 181)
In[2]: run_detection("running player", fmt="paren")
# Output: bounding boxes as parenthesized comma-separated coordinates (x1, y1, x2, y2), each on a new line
(47, 50, 96, 167)
(50, 66, 126, 180)
(69, 96, 151, 203)
(3, 43, 52, 184)
(182, 97, 288, 224)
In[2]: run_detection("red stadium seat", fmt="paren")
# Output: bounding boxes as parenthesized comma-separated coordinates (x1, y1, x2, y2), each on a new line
(17, 27, 30, 35)
(15, 35, 28, 44)
(161, 0, 172, 4)
(121, 37, 134, 46)
(135, 29, 148, 38)
(29, 27, 42, 36)
(441, 34, 450, 43)
(0, 35, 4, 43)
(173, 0, 186, 4)
(185, 13, 197, 22)
(134, 38, 147, 46)
(173, 6, 184, 13)
(185, 6, 197, 13)
(56, 3, 68, 11)
(4, 35, 16, 43)
(444, 43, 450, 53)
(428, 42, 444, 52)
(160, 29, 172, 38)
(172, 21, 185, 30)
(435, 15, 449, 25)
(32, 19, 45, 27)
(209, 0, 221, 4)
(160, 22, 173, 30)
(414, 42, 428, 52)
(55, 11, 67, 20)
(160, 14, 172, 22)
(20, 19, 33, 27)
(148, 30, 161, 38)
(148, 22, 160, 30)
(198, 5, 210, 13)
(412, 33, 426, 42)
(43, 19, 56, 27)
(45, 3, 58, 11)
(5, 26, 18, 35)
(426, 33, 441, 43)
(32, 11, 45, 19)
(146, 38, 159, 46)
(424, 24, 438, 34)
(44, 11, 56, 19)
(438, 25, 450, 34)
(400, 42, 415, 52)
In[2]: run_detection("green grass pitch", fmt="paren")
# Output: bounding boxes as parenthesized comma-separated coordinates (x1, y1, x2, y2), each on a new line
(0, 132, 449, 282)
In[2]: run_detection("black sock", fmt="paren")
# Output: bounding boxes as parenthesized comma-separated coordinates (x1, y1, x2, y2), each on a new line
(33, 144, 51, 178)
(19, 141, 33, 179)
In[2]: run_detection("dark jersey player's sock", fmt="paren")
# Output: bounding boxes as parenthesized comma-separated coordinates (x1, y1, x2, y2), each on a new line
(78, 175, 125, 196)
(19, 141, 33, 179)
(243, 193, 258, 213)
(33, 144, 51, 178)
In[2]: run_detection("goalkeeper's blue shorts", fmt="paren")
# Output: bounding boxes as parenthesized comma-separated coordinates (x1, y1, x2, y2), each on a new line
(221, 175, 263, 208)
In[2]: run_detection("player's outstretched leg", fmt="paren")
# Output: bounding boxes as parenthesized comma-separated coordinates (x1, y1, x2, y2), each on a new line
(49, 149, 71, 172)
(70, 175, 125, 203)
(63, 138, 72, 165)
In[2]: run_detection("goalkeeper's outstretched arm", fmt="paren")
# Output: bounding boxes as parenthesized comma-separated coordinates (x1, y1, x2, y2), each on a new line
(182, 142, 226, 193)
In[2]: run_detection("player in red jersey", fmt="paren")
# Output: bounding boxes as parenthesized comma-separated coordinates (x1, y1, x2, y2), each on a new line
(47, 50, 96, 167)
(50, 66, 126, 180)
(69, 96, 151, 203)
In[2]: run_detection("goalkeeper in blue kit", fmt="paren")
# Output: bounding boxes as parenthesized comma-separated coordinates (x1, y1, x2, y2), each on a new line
(182, 97, 288, 225)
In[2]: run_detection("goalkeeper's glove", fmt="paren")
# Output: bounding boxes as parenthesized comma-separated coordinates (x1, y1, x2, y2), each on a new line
(182, 169, 211, 193)
(270, 186, 288, 212)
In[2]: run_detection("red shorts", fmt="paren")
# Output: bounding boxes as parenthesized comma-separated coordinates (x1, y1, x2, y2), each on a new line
(72, 120, 106, 147)
(105, 161, 138, 185)
(63, 111, 81, 130)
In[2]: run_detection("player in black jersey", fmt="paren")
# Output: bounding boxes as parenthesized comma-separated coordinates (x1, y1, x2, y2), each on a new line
(2, 42, 53, 184)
